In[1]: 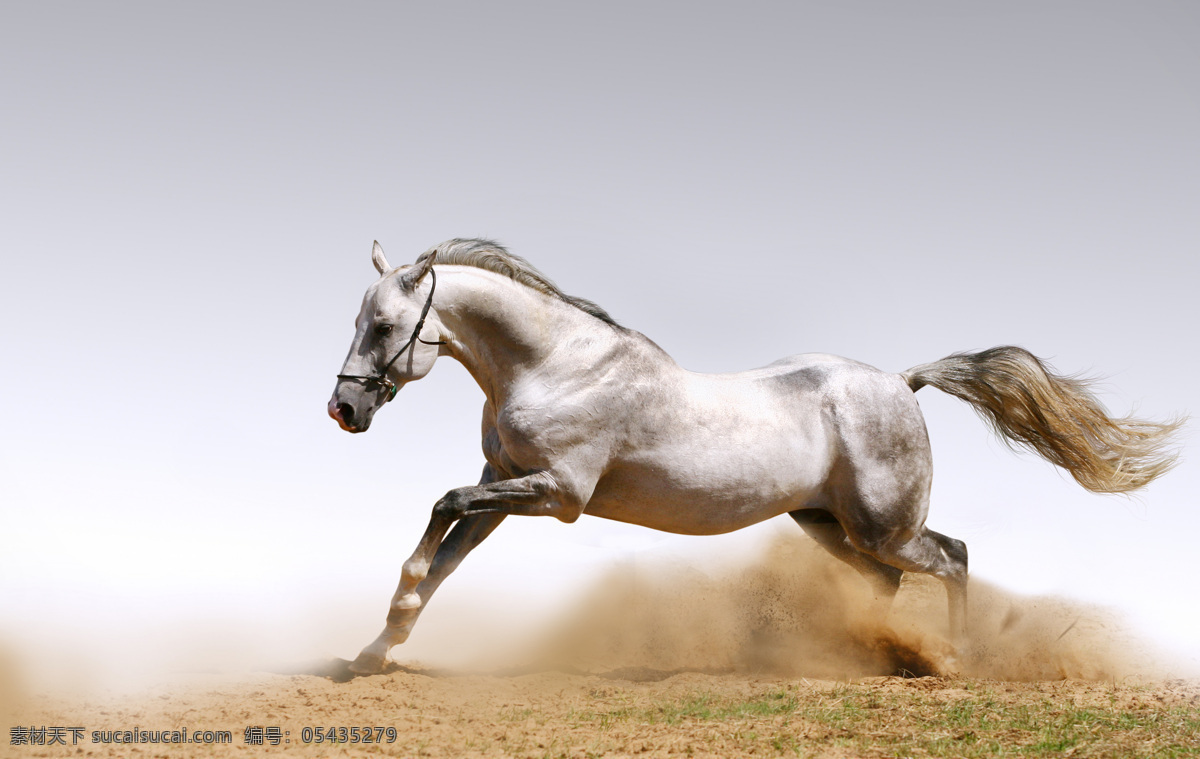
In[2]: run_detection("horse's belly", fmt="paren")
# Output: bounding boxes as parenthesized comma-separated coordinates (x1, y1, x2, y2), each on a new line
(583, 491, 810, 535)
(582, 443, 831, 536)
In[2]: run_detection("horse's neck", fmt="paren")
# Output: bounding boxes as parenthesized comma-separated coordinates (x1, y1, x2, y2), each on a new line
(438, 268, 612, 405)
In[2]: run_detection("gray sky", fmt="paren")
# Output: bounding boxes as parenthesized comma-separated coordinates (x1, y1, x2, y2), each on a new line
(2, 2, 1197, 682)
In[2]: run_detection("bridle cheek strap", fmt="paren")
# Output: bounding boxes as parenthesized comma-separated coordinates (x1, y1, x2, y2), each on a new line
(336, 268, 446, 402)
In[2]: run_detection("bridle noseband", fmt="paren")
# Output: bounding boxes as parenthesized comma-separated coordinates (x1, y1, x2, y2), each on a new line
(336, 268, 446, 402)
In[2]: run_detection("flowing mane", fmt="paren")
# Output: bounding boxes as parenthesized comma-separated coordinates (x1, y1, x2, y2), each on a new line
(415, 238, 621, 327)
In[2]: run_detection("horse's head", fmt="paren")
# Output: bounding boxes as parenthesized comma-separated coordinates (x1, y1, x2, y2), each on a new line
(328, 242, 443, 433)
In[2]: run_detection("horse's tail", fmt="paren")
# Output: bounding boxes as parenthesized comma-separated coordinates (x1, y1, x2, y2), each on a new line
(903, 346, 1184, 494)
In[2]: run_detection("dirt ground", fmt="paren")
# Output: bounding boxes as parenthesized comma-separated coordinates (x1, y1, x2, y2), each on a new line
(6, 668, 1198, 758)
(5, 540, 1198, 757)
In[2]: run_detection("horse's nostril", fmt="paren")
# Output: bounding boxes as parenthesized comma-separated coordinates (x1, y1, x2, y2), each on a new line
(337, 403, 355, 425)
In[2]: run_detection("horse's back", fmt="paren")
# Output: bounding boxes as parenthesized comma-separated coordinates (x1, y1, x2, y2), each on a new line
(702, 353, 919, 423)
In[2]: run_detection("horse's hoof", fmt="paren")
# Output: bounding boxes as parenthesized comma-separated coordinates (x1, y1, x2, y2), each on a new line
(348, 651, 386, 675)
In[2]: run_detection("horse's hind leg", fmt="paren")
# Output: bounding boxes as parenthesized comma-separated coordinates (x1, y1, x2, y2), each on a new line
(829, 380, 969, 641)
(790, 509, 902, 603)
(881, 530, 967, 639)
(846, 517, 969, 640)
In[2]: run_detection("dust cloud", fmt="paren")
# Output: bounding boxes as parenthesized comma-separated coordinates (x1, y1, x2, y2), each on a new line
(527, 536, 1177, 682)
(1, 537, 1182, 702)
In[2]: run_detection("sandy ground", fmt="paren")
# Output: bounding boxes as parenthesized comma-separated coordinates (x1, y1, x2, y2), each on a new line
(8, 668, 1200, 758)
(5, 540, 1197, 757)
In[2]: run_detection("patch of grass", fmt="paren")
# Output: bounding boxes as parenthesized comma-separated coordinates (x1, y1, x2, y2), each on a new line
(564, 682, 1200, 757)
(654, 691, 803, 724)
(499, 706, 537, 722)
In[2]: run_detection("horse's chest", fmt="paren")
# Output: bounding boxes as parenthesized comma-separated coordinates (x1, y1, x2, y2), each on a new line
(491, 393, 604, 467)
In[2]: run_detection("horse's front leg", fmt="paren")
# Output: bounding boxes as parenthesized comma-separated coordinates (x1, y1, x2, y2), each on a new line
(350, 469, 570, 674)
(393, 471, 566, 612)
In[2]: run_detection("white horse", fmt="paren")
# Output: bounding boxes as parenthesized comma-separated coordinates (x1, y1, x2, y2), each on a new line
(329, 238, 1181, 675)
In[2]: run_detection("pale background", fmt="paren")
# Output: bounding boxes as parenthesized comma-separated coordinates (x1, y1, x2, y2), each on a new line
(2, 2, 1197, 686)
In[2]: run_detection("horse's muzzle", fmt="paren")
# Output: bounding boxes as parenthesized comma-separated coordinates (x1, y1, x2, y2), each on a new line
(328, 398, 368, 433)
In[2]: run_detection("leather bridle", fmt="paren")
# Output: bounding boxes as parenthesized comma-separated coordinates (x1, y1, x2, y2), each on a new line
(336, 268, 446, 402)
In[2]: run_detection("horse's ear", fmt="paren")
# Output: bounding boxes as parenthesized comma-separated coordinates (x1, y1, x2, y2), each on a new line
(371, 240, 391, 275)
(399, 251, 436, 291)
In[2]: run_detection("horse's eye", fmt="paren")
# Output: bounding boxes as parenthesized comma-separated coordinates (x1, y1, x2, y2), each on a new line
(374, 324, 393, 337)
